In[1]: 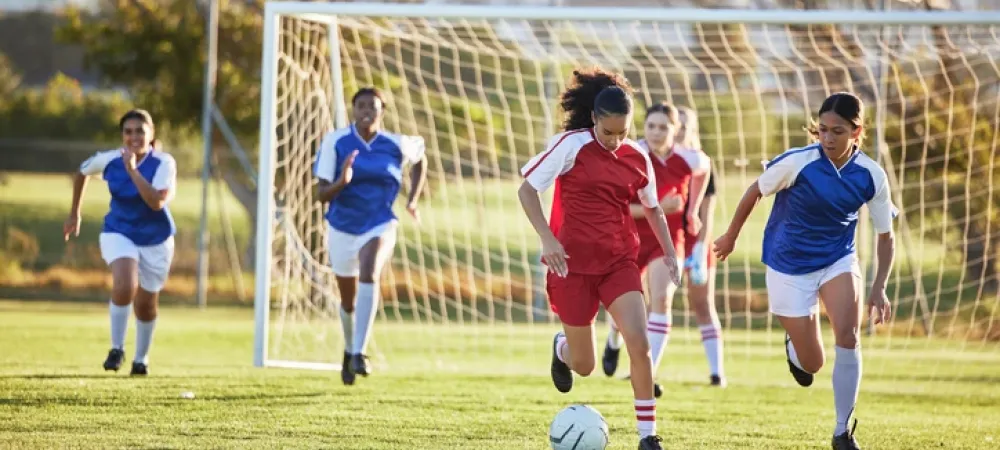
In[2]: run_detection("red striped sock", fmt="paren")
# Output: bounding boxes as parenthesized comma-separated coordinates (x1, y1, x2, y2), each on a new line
(635, 398, 656, 438)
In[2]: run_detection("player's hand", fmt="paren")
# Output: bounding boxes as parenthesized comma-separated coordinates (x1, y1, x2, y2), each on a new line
(63, 214, 81, 241)
(685, 211, 702, 236)
(121, 148, 137, 172)
(713, 232, 737, 262)
(406, 200, 421, 225)
(541, 236, 570, 278)
(867, 285, 892, 325)
(336, 150, 359, 186)
(659, 193, 684, 214)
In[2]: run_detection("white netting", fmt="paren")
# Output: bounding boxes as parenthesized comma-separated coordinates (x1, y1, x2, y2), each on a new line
(258, 8, 1000, 384)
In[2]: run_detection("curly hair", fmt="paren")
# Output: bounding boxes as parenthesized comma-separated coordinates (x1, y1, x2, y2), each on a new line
(559, 67, 634, 131)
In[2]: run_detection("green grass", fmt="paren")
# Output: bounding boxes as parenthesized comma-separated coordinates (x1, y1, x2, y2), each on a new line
(1, 300, 998, 449)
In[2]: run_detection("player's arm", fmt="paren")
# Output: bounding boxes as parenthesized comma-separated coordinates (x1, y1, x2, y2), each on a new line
(401, 135, 428, 211)
(65, 151, 113, 240)
(518, 134, 574, 277)
(130, 155, 175, 211)
(696, 191, 716, 243)
(714, 152, 799, 260)
(867, 170, 898, 324)
(637, 161, 682, 285)
(314, 132, 352, 203)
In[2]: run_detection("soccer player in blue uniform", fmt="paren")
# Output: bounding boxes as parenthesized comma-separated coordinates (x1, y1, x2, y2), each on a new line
(64, 109, 177, 377)
(313, 87, 427, 385)
(714, 92, 896, 450)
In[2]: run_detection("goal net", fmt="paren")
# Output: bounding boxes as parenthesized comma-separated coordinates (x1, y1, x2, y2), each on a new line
(254, 2, 1000, 388)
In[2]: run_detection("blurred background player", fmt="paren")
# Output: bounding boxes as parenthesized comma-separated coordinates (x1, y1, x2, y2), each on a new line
(517, 67, 681, 450)
(677, 105, 726, 387)
(63, 109, 177, 377)
(714, 92, 896, 450)
(601, 102, 709, 398)
(313, 87, 427, 386)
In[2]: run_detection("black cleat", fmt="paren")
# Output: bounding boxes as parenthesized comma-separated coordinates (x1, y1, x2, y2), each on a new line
(602, 342, 621, 377)
(129, 361, 148, 376)
(785, 334, 814, 387)
(638, 435, 664, 450)
(550, 332, 573, 393)
(340, 351, 355, 385)
(350, 353, 370, 377)
(831, 419, 861, 450)
(103, 348, 124, 372)
(710, 374, 727, 388)
(653, 382, 662, 398)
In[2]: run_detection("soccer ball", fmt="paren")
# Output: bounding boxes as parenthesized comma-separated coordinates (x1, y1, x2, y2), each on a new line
(549, 404, 609, 450)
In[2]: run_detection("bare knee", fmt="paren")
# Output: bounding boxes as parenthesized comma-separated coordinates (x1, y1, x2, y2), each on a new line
(620, 326, 650, 358)
(834, 327, 860, 350)
(133, 292, 158, 322)
(571, 355, 596, 377)
(798, 348, 826, 374)
(111, 277, 136, 306)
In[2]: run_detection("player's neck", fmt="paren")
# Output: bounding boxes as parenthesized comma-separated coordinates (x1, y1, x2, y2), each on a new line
(355, 124, 379, 142)
(654, 142, 675, 158)
(827, 144, 858, 169)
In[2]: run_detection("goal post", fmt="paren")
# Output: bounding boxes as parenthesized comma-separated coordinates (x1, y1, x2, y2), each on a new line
(254, 1, 1000, 379)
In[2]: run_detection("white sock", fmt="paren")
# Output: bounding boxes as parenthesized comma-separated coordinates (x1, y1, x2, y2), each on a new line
(647, 312, 671, 372)
(700, 324, 724, 376)
(556, 332, 568, 364)
(134, 319, 156, 364)
(109, 301, 130, 350)
(352, 282, 379, 355)
(832, 345, 862, 436)
(634, 398, 656, 438)
(607, 317, 622, 350)
(339, 306, 354, 353)
(786, 336, 805, 371)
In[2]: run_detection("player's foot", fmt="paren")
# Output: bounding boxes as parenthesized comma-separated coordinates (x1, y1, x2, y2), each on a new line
(653, 382, 662, 398)
(340, 351, 355, 385)
(103, 348, 124, 372)
(785, 334, 814, 387)
(638, 435, 664, 450)
(350, 354, 370, 377)
(601, 342, 620, 376)
(831, 420, 861, 450)
(550, 332, 573, 393)
(710, 374, 727, 388)
(129, 362, 148, 376)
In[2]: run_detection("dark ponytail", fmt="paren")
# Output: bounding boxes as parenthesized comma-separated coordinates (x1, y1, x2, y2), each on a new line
(559, 67, 634, 131)
(805, 92, 866, 147)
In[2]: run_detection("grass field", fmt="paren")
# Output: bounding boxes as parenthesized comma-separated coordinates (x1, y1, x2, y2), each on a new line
(1, 300, 998, 449)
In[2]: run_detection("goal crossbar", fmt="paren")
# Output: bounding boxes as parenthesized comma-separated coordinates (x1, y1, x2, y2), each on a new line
(265, 1, 1000, 25)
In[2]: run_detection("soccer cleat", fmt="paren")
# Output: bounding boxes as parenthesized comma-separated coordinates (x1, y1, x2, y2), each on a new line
(340, 351, 355, 385)
(831, 419, 861, 450)
(550, 332, 573, 393)
(785, 334, 814, 387)
(129, 362, 148, 376)
(653, 383, 662, 398)
(350, 354, 370, 377)
(103, 348, 125, 372)
(710, 374, 727, 388)
(638, 435, 664, 450)
(601, 342, 620, 377)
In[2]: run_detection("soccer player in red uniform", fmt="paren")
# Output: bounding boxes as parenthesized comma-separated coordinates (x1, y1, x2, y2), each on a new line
(599, 103, 709, 397)
(518, 68, 680, 450)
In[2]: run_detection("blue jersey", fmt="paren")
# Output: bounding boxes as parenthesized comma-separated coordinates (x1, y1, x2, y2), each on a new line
(313, 124, 425, 235)
(80, 148, 177, 246)
(758, 143, 896, 275)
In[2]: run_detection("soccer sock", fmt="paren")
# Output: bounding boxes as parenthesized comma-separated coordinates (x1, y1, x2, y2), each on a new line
(634, 398, 656, 438)
(832, 345, 862, 435)
(109, 301, 130, 350)
(647, 312, 671, 372)
(556, 332, 568, 364)
(700, 324, 724, 376)
(134, 319, 156, 365)
(786, 336, 805, 371)
(352, 282, 379, 355)
(607, 316, 622, 350)
(339, 306, 354, 353)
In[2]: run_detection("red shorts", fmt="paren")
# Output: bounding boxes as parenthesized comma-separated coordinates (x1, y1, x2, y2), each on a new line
(637, 219, 686, 272)
(684, 234, 716, 269)
(546, 261, 643, 326)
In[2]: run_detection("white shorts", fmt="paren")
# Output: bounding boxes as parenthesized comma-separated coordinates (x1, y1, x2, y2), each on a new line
(99, 232, 175, 292)
(765, 253, 861, 317)
(326, 221, 398, 277)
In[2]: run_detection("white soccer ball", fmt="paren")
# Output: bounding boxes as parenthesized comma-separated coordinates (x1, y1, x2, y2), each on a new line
(549, 404, 609, 450)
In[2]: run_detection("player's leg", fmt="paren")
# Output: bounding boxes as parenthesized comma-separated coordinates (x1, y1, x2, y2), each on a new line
(645, 255, 680, 382)
(767, 267, 825, 386)
(607, 292, 661, 449)
(546, 271, 600, 393)
(818, 257, 864, 449)
(130, 237, 174, 376)
(602, 247, 653, 377)
(689, 266, 725, 386)
(328, 225, 362, 384)
(99, 233, 139, 372)
(351, 221, 398, 376)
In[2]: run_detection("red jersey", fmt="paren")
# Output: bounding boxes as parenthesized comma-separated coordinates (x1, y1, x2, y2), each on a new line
(633, 140, 710, 248)
(521, 129, 658, 275)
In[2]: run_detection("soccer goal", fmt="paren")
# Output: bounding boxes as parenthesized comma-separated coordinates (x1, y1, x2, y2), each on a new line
(254, 1, 1000, 382)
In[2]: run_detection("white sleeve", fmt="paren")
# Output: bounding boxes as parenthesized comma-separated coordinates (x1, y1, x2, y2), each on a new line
(151, 154, 177, 191)
(867, 171, 898, 234)
(519, 133, 578, 193)
(79, 150, 119, 177)
(680, 149, 711, 175)
(637, 150, 659, 209)
(313, 132, 338, 183)
(399, 135, 426, 164)
(757, 152, 804, 197)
